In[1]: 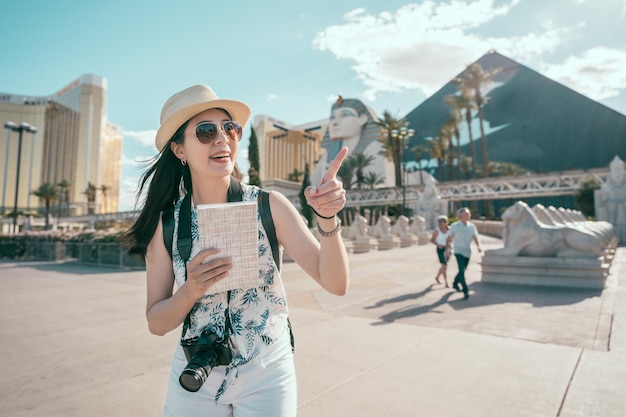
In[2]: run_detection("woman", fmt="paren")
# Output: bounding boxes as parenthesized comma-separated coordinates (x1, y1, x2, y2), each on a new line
(122, 85, 349, 416)
(430, 215, 451, 287)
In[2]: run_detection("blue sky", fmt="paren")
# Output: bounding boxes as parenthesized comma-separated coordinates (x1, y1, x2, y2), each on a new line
(2, 0, 625, 211)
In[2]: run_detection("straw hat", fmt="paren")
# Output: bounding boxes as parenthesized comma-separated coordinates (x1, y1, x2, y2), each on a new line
(155, 85, 251, 151)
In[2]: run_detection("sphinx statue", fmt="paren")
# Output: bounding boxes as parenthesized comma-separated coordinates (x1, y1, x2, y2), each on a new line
(311, 96, 394, 188)
(346, 214, 377, 253)
(391, 215, 417, 247)
(370, 215, 401, 250)
(490, 201, 610, 258)
(409, 215, 430, 245)
(532, 204, 616, 252)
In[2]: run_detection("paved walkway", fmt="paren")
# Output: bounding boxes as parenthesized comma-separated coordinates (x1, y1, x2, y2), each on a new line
(1, 236, 624, 416)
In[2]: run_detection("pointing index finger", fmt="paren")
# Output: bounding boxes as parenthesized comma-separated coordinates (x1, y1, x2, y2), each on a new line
(323, 147, 349, 183)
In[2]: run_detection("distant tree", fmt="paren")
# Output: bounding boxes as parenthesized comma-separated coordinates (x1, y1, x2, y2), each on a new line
(247, 127, 262, 186)
(84, 182, 97, 214)
(363, 171, 385, 189)
(287, 168, 303, 182)
(489, 161, 529, 177)
(337, 156, 356, 191)
(443, 94, 464, 180)
(452, 77, 478, 178)
(351, 152, 376, 189)
(32, 183, 60, 228)
(574, 177, 601, 218)
(375, 111, 407, 187)
(411, 145, 429, 185)
(458, 154, 473, 180)
(57, 179, 70, 217)
(426, 133, 450, 181)
(299, 163, 314, 227)
(99, 184, 110, 213)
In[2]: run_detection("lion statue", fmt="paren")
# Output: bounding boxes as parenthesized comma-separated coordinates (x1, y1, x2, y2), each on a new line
(371, 216, 393, 239)
(491, 201, 604, 258)
(347, 215, 369, 240)
(391, 215, 411, 237)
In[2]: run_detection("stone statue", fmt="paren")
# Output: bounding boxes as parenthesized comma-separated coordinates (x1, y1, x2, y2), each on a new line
(347, 215, 369, 240)
(346, 214, 377, 253)
(595, 156, 626, 242)
(370, 215, 400, 250)
(415, 176, 444, 229)
(490, 201, 605, 258)
(391, 215, 417, 247)
(312, 96, 394, 188)
(409, 215, 430, 245)
(532, 204, 615, 250)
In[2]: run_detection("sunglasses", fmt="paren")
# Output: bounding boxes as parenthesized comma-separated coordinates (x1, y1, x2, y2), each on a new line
(194, 121, 243, 144)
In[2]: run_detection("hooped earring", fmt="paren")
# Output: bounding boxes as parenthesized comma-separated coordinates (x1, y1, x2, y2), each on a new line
(181, 159, 187, 166)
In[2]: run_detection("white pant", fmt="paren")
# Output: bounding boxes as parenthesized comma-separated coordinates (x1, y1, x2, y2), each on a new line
(163, 332, 297, 417)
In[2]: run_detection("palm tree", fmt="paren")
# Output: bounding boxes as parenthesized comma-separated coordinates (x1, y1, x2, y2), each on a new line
(362, 171, 385, 189)
(439, 124, 456, 181)
(460, 63, 500, 178)
(443, 94, 464, 180)
(375, 111, 407, 187)
(32, 183, 60, 229)
(84, 182, 97, 214)
(287, 168, 303, 182)
(337, 157, 356, 191)
(351, 152, 376, 189)
(489, 161, 529, 177)
(425, 135, 449, 180)
(57, 179, 70, 217)
(410, 145, 428, 185)
(99, 184, 110, 213)
(451, 81, 478, 178)
(458, 154, 472, 180)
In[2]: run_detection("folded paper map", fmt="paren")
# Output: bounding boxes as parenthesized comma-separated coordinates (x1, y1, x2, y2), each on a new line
(196, 201, 260, 294)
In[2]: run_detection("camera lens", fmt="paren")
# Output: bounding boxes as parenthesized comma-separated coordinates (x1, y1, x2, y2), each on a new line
(179, 366, 209, 392)
(179, 349, 219, 392)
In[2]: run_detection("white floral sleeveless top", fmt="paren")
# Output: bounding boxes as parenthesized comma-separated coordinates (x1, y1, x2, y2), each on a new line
(170, 184, 289, 400)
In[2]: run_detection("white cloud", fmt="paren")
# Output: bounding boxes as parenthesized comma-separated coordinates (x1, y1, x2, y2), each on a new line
(267, 93, 278, 102)
(118, 175, 140, 212)
(541, 46, 626, 100)
(311, 0, 581, 100)
(123, 129, 157, 148)
(121, 153, 154, 167)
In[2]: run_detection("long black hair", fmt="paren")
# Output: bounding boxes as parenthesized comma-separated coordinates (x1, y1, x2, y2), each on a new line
(121, 122, 191, 258)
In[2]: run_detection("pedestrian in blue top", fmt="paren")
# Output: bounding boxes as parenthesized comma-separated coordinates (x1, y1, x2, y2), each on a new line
(447, 207, 482, 299)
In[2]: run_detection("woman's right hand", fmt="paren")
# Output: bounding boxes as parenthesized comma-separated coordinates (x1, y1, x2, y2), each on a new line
(184, 248, 233, 300)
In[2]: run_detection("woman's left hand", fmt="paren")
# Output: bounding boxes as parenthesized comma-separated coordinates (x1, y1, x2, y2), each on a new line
(305, 147, 348, 218)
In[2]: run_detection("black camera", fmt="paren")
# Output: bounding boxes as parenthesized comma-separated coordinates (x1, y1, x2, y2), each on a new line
(179, 330, 232, 392)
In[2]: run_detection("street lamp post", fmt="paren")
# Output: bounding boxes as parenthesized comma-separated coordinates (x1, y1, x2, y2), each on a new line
(390, 127, 415, 216)
(4, 121, 38, 234)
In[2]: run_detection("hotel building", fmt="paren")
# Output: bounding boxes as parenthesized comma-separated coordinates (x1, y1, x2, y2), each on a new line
(0, 74, 122, 218)
(253, 115, 327, 191)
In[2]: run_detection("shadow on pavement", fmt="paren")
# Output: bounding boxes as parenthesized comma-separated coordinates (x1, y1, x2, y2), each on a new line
(368, 281, 604, 325)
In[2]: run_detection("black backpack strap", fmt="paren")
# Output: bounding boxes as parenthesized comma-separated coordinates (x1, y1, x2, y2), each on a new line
(258, 190, 281, 271)
(177, 193, 193, 262)
(161, 205, 175, 259)
(257, 189, 294, 352)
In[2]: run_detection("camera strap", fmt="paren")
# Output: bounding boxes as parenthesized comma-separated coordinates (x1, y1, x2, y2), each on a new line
(176, 177, 243, 340)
